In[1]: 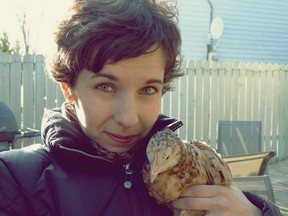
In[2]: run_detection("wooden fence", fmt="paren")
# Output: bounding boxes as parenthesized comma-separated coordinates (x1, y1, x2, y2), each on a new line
(164, 60, 288, 161)
(1, 53, 288, 160)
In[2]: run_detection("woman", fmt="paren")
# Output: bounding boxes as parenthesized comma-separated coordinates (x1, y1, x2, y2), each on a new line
(0, 0, 281, 215)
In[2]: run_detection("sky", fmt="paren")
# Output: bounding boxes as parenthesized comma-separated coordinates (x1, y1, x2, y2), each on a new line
(0, 0, 73, 55)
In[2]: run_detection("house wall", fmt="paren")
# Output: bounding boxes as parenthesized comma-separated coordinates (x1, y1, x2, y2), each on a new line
(178, 0, 210, 60)
(178, 0, 288, 64)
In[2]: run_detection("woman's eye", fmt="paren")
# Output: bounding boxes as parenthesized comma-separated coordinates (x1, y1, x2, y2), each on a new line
(96, 84, 114, 92)
(140, 86, 158, 95)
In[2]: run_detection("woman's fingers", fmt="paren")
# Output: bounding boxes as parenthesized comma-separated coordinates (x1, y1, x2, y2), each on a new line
(170, 185, 227, 211)
(171, 196, 217, 211)
(170, 184, 262, 216)
(178, 184, 230, 198)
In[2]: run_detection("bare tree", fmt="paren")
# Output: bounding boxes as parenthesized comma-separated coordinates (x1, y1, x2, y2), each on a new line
(17, 12, 30, 54)
(12, 0, 47, 55)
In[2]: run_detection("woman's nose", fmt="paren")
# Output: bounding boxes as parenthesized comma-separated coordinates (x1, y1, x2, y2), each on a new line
(114, 95, 139, 127)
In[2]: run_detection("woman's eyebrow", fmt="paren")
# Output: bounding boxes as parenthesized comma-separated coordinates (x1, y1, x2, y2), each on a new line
(145, 79, 164, 86)
(91, 72, 164, 85)
(90, 73, 118, 81)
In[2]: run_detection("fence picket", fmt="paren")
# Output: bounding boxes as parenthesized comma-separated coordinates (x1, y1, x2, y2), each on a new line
(277, 67, 285, 156)
(194, 61, 203, 139)
(259, 64, 267, 146)
(252, 63, 260, 120)
(202, 61, 210, 142)
(9, 54, 22, 128)
(56, 85, 66, 107)
(238, 63, 246, 120)
(186, 60, 196, 141)
(178, 63, 188, 139)
(45, 77, 57, 109)
(217, 62, 225, 122)
(171, 72, 180, 119)
(34, 55, 45, 129)
(21, 54, 35, 147)
(272, 67, 279, 152)
(210, 61, 219, 147)
(231, 62, 239, 120)
(224, 62, 232, 119)
(162, 88, 171, 116)
(264, 64, 273, 151)
(246, 63, 253, 120)
(0, 53, 9, 105)
(23, 54, 34, 129)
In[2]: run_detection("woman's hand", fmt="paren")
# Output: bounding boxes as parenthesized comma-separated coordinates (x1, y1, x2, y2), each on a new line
(170, 183, 262, 216)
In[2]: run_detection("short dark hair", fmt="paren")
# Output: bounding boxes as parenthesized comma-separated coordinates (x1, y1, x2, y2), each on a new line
(49, 0, 182, 93)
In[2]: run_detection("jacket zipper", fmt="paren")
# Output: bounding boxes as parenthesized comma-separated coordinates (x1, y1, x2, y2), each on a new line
(57, 144, 114, 163)
(57, 144, 134, 189)
(123, 163, 133, 189)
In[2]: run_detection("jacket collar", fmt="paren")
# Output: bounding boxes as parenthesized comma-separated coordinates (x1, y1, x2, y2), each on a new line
(41, 105, 181, 167)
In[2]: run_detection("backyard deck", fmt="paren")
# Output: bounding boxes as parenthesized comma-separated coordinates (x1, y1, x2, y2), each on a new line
(269, 159, 288, 215)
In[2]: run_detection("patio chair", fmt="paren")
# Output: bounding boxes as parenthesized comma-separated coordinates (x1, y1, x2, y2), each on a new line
(223, 151, 276, 202)
(218, 120, 262, 156)
(0, 101, 40, 151)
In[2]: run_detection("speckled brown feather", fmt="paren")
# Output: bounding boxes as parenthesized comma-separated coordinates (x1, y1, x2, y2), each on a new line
(142, 128, 232, 216)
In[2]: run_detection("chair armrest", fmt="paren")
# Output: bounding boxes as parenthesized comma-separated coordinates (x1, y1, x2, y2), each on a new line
(223, 151, 276, 176)
(259, 151, 276, 175)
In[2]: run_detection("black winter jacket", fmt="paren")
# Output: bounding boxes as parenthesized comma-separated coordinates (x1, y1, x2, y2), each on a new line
(0, 108, 282, 216)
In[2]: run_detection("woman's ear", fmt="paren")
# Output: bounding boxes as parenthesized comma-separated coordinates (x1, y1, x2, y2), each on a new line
(60, 83, 75, 102)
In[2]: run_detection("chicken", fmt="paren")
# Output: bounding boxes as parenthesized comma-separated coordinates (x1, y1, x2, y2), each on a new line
(142, 126, 232, 216)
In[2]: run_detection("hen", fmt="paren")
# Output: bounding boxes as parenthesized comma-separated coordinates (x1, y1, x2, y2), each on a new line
(142, 124, 232, 216)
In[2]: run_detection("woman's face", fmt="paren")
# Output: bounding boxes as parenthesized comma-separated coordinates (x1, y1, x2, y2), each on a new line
(69, 47, 166, 153)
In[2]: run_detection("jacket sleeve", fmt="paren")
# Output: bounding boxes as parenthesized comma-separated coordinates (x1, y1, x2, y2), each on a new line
(0, 145, 50, 216)
(0, 158, 33, 216)
(243, 191, 282, 216)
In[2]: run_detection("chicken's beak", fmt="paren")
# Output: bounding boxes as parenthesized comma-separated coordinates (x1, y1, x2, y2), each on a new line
(150, 162, 159, 183)
(150, 171, 158, 183)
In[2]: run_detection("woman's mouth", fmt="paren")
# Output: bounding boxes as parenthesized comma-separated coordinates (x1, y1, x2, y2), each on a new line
(106, 132, 137, 144)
